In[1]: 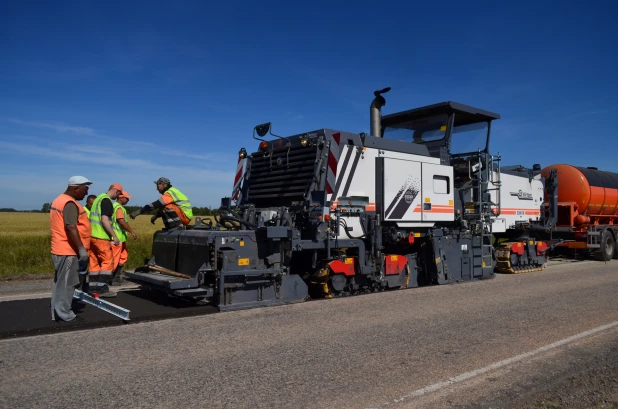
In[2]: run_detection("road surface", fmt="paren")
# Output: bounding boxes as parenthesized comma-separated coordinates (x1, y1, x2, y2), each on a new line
(1, 260, 616, 408)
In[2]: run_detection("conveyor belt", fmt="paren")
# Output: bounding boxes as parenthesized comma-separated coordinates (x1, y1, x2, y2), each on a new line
(0, 289, 217, 340)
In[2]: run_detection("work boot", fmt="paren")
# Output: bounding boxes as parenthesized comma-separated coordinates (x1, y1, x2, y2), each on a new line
(97, 275, 117, 298)
(98, 288, 117, 298)
(111, 265, 125, 286)
(78, 274, 90, 293)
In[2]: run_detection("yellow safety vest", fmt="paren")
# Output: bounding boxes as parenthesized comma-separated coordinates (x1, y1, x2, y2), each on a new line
(165, 187, 193, 220)
(89, 193, 113, 240)
(112, 202, 128, 243)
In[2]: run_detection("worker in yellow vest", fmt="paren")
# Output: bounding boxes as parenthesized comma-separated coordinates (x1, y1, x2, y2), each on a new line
(84, 194, 96, 217)
(130, 177, 193, 231)
(89, 183, 123, 297)
(111, 190, 137, 286)
(79, 194, 97, 290)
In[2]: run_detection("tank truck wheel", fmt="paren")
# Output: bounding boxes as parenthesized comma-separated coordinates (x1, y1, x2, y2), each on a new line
(594, 229, 615, 262)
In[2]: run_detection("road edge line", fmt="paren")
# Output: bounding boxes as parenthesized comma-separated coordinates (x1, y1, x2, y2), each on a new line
(369, 320, 618, 408)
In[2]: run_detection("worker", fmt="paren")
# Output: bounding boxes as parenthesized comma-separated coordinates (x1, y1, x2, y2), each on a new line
(130, 177, 193, 231)
(88, 183, 124, 297)
(49, 176, 92, 323)
(79, 194, 96, 291)
(111, 190, 137, 286)
(84, 194, 96, 217)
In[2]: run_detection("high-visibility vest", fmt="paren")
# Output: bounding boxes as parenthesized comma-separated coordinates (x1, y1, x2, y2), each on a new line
(112, 202, 128, 243)
(89, 193, 113, 240)
(78, 206, 91, 251)
(50, 194, 91, 255)
(84, 207, 90, 217)
(165, 187, 193, 220)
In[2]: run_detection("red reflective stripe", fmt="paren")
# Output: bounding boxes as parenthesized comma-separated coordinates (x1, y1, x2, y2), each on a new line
(233, 167, 243, 186)
(332, 132, 341, 146)
(328, 152, 338, 176)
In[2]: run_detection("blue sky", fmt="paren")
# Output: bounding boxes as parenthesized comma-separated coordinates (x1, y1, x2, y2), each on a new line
(1, 1, 616, 210)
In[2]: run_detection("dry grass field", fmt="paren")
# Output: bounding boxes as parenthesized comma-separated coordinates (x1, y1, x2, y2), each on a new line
(0, 212, 214, 280)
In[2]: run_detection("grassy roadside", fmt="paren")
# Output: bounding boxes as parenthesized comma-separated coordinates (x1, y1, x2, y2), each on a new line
(0, 213, 214, 281)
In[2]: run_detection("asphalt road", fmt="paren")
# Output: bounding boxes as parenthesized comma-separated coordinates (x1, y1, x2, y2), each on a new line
(1, 260, 617, 408)
(0, 289, 217, 339)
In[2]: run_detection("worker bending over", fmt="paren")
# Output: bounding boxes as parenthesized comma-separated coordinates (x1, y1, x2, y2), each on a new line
(111, 190, 137, 286)
(88, 183, 123, 297)
(130, 177, 193, 231)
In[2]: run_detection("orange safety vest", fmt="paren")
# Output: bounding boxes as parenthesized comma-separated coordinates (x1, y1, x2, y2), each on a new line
(50, 194, 91, 255)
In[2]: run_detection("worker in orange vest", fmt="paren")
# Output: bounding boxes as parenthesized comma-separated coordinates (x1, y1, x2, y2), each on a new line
(49, 175, 92, 323)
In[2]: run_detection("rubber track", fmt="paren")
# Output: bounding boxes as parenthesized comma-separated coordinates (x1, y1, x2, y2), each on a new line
(495, 242, 546, 274)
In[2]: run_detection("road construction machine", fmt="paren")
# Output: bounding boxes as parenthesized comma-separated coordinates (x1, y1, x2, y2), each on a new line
(125, 88, 553, 311)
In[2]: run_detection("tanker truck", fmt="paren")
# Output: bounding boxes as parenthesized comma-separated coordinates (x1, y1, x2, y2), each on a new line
(539, 165, 618, 261)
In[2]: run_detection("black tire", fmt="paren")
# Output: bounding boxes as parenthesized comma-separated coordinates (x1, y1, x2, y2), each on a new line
(594, 229, 615, 261)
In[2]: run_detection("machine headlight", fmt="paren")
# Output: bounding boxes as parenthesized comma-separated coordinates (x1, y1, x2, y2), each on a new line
(300, 135, 309, 147)
(238, 148, 247, 159)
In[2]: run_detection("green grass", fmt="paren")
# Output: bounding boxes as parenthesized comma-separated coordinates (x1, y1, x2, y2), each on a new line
(0, 213, 214, 280)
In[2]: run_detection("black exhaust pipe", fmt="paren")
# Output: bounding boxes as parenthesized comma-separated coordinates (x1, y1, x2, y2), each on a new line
(370, 87, 391, 137)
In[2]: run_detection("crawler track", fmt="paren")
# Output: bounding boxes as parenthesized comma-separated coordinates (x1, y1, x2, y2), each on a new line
(0, 289, 217, 340)
(495, 241, 546, 274)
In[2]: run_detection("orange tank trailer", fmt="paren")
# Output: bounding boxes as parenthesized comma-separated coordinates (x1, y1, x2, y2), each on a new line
(541, 164, 618, 230)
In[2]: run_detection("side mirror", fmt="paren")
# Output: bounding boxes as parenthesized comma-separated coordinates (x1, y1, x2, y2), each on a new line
(255, 122, 271, 137)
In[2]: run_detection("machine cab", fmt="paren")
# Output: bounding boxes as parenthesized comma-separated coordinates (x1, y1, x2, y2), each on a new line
(379, 101, 500, 165)
(380, 101, 503, 225)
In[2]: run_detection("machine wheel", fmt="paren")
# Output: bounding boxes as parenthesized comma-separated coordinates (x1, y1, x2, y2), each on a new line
(594, 229, 615, 261)
(330, 274, 347, 293)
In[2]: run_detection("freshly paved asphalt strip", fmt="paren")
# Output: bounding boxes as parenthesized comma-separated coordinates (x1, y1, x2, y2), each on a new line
(0, 289, 216, 339)
(0, 260, 616, 408)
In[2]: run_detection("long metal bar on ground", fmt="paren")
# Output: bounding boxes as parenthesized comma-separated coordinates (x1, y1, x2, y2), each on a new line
(73, 290, 131, 321)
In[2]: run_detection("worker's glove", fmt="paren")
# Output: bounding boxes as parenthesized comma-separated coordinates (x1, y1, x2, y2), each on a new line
(129, 209, 141, 219)
(77, 246, 89, 265)
(150, 214, 158, 225)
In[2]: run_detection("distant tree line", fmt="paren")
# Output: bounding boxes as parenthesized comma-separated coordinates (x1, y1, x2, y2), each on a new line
(0, 208, 41, 213)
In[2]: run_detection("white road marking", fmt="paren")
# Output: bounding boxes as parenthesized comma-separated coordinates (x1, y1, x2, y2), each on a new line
(369, 320, 618, 408)
(0, 292, 51, 302)
(0, 286, 140, 302)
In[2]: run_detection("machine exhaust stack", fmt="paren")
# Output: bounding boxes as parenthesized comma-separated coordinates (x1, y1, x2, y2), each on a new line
(370, 87, 391, 137)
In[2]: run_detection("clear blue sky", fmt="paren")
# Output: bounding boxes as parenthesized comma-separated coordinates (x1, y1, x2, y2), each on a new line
(1, 1, 616, 210)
